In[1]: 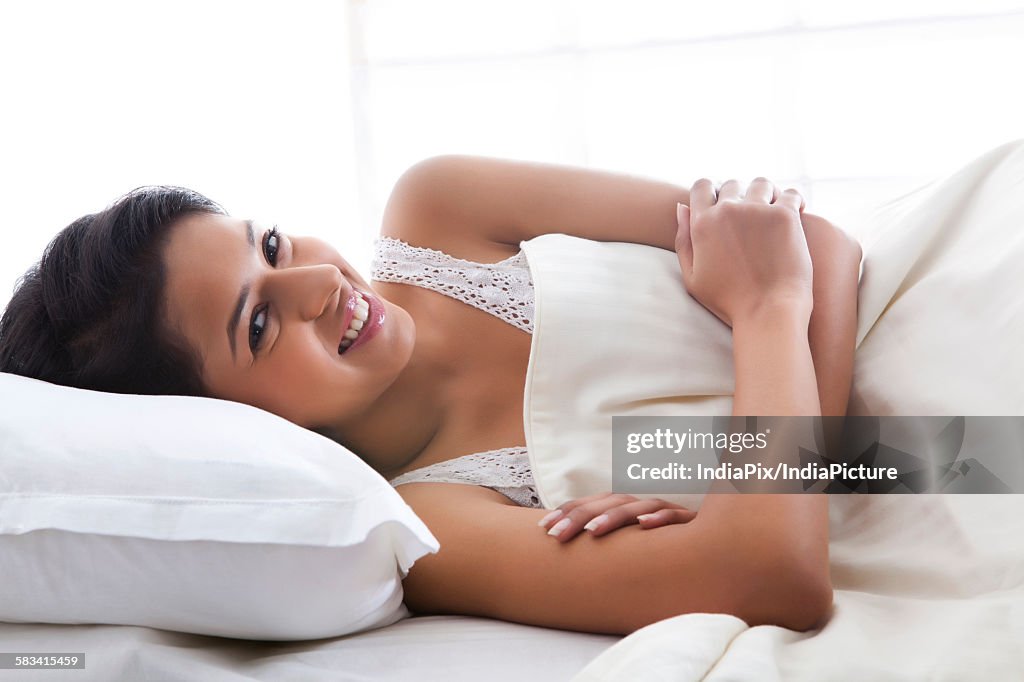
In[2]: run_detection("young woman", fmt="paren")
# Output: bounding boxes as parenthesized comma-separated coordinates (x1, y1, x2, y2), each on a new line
(0, 155, 862, 636)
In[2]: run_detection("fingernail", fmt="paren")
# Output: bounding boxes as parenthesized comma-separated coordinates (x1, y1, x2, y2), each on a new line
(584, 514, 609, 532)
(676, 202, 687, 224)
(538, 510, 563, 527)
(547, 518, 571, 537)
(637, 513, 657, 522)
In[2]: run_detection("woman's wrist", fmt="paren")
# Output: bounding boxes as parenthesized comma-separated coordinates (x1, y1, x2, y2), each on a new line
(731, 299, 820, 418)
(734, 295, 812, 332)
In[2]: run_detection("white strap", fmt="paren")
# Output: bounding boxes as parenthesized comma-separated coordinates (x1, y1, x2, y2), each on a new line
(370, 237, 535, 334)
(388, 447, 541, 508)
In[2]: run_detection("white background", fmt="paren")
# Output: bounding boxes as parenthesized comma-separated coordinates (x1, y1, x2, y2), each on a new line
(2, 0, 1023, 308)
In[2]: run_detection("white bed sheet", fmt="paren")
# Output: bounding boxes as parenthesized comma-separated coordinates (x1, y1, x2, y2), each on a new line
(0, 615, 618, 681)
(572, 493, 1024, 681)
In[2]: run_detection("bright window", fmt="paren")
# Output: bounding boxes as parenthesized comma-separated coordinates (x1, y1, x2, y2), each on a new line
(3, 1, 1023, 308)
(351, 0, 1024, 253)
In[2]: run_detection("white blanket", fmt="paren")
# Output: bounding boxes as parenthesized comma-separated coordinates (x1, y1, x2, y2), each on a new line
(520, 140, 1024, 681)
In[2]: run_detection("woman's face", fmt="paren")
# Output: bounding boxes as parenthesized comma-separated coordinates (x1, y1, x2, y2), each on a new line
(161, 212, 416, 431)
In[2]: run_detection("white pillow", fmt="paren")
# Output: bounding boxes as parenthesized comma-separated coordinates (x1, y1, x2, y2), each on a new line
(0, 372, 439, 641)
(521, 139, 1024, 509)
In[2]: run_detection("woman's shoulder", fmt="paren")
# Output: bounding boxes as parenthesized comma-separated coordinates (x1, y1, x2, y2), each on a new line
(378, 167, 521, 265)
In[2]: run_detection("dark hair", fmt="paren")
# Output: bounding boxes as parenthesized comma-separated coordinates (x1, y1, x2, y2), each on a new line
(0, 186, 226, 396)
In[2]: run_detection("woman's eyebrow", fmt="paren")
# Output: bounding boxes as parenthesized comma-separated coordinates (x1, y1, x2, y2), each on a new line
(226, 219, 256, 363)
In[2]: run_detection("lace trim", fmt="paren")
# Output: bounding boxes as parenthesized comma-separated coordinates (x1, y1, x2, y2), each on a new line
(370, 236, 535, 334)
(388, 446, 541, 509)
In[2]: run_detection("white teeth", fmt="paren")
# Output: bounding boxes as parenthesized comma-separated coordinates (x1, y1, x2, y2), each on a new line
(339, 291, 371, 354)
(354, 292, 369, 321)
(349, 294, 368, 326)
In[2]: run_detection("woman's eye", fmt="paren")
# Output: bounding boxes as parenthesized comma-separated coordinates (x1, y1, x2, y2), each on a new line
(263, 225, 280, 266)
(249, 305, 269, 353)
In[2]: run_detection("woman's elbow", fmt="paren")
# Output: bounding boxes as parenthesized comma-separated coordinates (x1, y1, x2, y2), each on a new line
(756, 562, 834, 632)
(798, 570, 835, 631)
(650, 549, 834, 635)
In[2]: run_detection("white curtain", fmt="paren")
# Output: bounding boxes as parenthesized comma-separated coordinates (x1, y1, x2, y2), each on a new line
(3, 1, 1023, 309)
(350, 0, 1024, 256)
(0, 1, 358, 309)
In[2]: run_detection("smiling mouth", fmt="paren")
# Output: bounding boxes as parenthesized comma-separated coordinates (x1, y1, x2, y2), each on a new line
(338, 290, 370, 355)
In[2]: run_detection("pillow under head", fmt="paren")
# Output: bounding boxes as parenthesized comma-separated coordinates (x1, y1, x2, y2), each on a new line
(0, 372, 438, 640)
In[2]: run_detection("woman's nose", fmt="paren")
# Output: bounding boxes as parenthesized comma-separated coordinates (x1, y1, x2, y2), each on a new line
(271, 264, 343, 321)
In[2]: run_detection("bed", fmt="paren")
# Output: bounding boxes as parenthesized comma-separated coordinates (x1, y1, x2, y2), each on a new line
(3, 140, 1024, 682)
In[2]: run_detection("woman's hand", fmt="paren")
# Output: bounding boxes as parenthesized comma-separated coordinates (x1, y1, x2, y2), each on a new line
(675, 178, 813, 327)
(538, 492, 697, 543)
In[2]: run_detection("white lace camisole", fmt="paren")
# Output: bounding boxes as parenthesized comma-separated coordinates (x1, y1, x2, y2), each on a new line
(370, 236, 543, 509)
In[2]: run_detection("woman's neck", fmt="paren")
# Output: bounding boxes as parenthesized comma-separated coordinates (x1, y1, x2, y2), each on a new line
(327, 311, 458, 479)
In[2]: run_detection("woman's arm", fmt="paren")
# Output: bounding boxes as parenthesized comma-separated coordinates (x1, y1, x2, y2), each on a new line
(382, 154, 689, 252)
(384, 155, 857, 420)
(672, 178, 832, 620)
(395, 179, 834, 635)
(396, 482, 831, 635)
(802, 213, 862, 418)
(399, 297, 834, 631)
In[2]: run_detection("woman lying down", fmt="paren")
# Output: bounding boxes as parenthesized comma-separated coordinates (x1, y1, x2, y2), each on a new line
(0, 156, 862, 636)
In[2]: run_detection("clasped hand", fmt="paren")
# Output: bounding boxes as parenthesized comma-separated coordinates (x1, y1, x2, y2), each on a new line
(676, 177, 813, 327)
(678, 177, 863, 326)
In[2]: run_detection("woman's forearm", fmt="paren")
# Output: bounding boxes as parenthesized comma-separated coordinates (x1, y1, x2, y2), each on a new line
(731, 301, 821, 418)
(808, 284, 858, 416)
(804, 216, 861, 418)
(695, 301, 832, 629)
